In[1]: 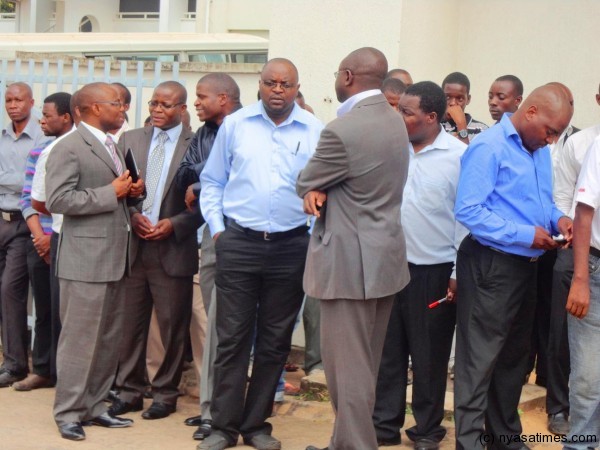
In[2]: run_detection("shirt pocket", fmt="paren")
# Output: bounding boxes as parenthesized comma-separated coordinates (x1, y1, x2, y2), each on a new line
(415, 176, 447, 214)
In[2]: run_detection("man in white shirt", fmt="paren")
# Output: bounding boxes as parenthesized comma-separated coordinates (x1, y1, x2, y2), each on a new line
(564, 134, 600, 449)
(545, 84, 600, 436)
(372, 81, 467, 450)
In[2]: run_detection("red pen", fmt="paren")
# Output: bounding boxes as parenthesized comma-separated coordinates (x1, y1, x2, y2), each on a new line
(428, 297, 448, 309)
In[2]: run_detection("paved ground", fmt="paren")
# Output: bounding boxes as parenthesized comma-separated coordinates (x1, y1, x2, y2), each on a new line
(0, 367, 564, 450)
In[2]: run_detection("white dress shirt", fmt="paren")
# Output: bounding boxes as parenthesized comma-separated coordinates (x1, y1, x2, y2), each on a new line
(554, 123, 600, 217)
(402, 127, 468, 278)
(574, 135, 600, 249)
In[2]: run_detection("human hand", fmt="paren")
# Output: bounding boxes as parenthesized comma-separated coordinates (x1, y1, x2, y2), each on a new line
(303, 190, 327, 217)
(131, 212, 154, 239)
(112, 170, 133, 199)
(185, 185, 198, 211)
(531, 226, 558, 250)
(129, 172, 145, 198)
(566, 278, 590, 319)
(144, 218, 174, 241)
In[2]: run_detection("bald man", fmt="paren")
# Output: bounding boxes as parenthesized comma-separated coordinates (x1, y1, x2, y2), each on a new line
(0, 82, 48, 387)
(387, 68, 413, 87)
(453, 84, 574, 450)
(46, 82, 144, 440)
(199, 59, 323, 450)
(299, 47, 410, 450)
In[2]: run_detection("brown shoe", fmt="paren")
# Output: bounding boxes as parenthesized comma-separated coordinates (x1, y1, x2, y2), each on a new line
(13, 373, 53, 391)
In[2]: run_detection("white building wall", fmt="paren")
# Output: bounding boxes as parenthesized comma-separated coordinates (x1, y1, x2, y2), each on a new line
(62, 0, 120, 32)
(268, 0, 404, 123)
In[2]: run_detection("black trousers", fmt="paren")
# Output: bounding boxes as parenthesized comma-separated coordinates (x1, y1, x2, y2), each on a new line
(526, 249, 556, 381)
(49, 232, 61, 381)
(26, 238, 52, 378)
(210, 227, 308, 444)
(454, 237, 538, 450)
(0, 218, 30, 375)
(546, 248, 572, 415)
(373, 262, 455, 444)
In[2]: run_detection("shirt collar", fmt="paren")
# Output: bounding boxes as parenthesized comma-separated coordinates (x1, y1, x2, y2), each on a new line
(412, 126, 452, 154)
(81, 121, 110, 145)
(243, 101, 311, 127)
(337, 89, 381, 118)
(2, 117, 41, 140)
(153, 123, 182, 143)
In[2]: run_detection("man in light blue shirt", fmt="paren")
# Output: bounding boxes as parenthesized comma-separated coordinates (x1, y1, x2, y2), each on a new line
(199, 58, 323, 450)
(453, 84, 573, 450)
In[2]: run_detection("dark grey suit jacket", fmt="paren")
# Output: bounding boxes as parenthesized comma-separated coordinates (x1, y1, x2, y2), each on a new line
(119, 126, 201, 277)
(297, 94, 411, 300)
(46, 124, 131, 282)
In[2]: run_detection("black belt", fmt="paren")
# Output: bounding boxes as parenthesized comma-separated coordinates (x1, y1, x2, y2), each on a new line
(470, 235, 539, 263)
(590, 247, 600, 258)
(226, 218, 308, 241)
(0, 209, 23, 222)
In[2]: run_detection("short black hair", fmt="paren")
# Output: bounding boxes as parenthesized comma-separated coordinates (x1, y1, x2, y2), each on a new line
(382, 77, 407, 95)
(111, 82, 132, 105)
(405, 81, 447, 124)
(442, 72, 470, 93)
(44, 92, 72, 117)
(495, 74, 524, 96)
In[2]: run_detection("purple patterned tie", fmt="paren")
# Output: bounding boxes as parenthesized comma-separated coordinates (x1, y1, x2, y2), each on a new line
(105, 135, 123, 175)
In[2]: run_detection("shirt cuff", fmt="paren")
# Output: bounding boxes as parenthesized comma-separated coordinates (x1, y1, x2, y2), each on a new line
(21, 206, 37, 221)
(515, 224, 536, 247)
(207, 216, 225, 238)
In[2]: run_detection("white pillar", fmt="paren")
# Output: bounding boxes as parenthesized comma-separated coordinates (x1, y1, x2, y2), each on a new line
(159, 0, 170, 32)
(28, 0, 37, 31)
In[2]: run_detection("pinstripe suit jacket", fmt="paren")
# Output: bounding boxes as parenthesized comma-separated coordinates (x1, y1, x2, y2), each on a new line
(46, 124, 131, 282)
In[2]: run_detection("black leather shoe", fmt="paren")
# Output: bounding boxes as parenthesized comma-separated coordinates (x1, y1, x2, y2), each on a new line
(59, 422, 86, 441)
(88, 412, 133, 428)
(109, 396, 143, 415)
(414, 438, 439, 450)
(141, 402, 175, 420)
(548, 411, 569, 436)
(185, 414, 203, 426)
(305, 446, 327, 450)
(378, 437, 401, 446)
(0, 369, 26, 388)
(193, 419, 212, 440)
(106, 389, 120, 403)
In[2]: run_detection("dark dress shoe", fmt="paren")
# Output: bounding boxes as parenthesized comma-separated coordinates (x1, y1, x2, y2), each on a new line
(193, 419, 213, 440)
(305, 446, 328, 450)
(414, 438, 439, 450)
(378, 437, 401, 446)
(141, 402, 175, 420)
(59, 422, 86, 441)
(88, 412, 133, 428)
(185, 414, 203, 426)
(548, 411, 570, 435)
(0, 369, 26, 388)
(108, 396, 143, 415)
(244, 434, 281, 450)
(106, 389, 120, 403)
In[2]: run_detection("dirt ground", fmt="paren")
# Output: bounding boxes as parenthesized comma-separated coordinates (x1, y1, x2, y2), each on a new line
(0, 366, 564, 450)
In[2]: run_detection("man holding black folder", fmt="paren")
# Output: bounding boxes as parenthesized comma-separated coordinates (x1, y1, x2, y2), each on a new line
(111, 81, 201, 420)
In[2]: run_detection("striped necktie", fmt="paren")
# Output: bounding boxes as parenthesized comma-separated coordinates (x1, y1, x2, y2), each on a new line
(105, 135, 123, 175)
(143, 131, 169, 214)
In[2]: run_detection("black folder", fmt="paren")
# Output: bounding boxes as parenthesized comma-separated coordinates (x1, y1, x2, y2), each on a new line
(124, 148, 140, 182)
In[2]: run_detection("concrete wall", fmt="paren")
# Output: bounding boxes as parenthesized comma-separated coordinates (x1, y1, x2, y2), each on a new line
(268, 0, 404, 123)
(62, 0, 120, 32)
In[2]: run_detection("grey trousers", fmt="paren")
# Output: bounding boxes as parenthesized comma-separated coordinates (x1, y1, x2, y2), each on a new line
(54, 278, 125, 425)
(321, 296, 395, 450)
(199, 225, 217, 419)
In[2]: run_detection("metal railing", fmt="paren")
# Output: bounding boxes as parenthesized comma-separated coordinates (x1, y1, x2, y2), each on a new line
(117, 12, 160, 20)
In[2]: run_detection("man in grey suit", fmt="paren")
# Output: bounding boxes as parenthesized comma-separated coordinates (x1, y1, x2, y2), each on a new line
(111, 81, 201, 420)
(298, 47, 410, 450)
(46, 82, 144, 441)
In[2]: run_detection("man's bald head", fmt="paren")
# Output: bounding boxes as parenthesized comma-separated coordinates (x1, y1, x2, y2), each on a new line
(387, 68, 413, 86)
(511, 83, 574, 152)
(77, 82, 124, 132)
(335, 47, 388, 102)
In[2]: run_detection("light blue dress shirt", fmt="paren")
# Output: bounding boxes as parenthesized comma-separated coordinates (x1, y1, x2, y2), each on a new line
(454, 114, 564, 257)
(143, 124, 182, 225)
(200, 101, 324, 236)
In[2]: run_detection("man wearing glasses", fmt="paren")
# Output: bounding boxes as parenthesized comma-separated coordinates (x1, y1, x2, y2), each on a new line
(110, 81, 201, 420)
(199, 58, 323, 450)
(46, 82, 144, 441)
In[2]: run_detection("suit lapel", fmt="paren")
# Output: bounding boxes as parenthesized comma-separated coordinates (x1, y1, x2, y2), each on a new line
(78, 125, 121, 176)
(136, 127, 153, 179)
(161, 129, 192, 202)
